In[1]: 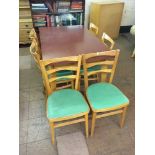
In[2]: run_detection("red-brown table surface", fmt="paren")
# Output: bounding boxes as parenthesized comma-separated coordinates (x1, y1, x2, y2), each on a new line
(39, 25, 108, 60)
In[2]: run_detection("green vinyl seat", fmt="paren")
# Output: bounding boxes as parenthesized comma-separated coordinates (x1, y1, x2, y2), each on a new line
(47, 89, 90, 119)
(87, 82, 129, 111)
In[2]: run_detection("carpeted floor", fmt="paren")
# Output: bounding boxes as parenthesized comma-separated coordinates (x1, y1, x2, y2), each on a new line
(19, 33, 135, 155)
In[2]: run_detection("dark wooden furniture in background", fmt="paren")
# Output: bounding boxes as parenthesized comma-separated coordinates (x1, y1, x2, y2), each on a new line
(32, 14, 51, 27)
(39, 25, 108, 60)
(29, 0, 85, 28)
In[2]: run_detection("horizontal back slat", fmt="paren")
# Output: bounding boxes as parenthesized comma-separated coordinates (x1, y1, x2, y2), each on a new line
(83, 50, 119, 60)
(49, 75, 77, 83)
(43, 56, 79, 66)
(87, 69, 112, 76)
(47, 66, 77, 75)
(87, 60, 114, 69)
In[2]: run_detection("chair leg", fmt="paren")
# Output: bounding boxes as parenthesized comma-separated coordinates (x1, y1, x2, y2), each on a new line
(85, 114, 89, 138)
(120, 106, 128, 128)
(50, 121, 55, 144)
(91, 112, 96, 137)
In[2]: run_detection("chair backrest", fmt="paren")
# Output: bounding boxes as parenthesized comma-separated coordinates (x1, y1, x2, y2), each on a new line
(29, 28, 42, 59)
(89, 23, 99, 35)
(40, 55, 82, 95)
(30, 39, 41, 69)
(101, 33, 115, 50)
(29, 28, 38, 40)
(82, 50, 120, 90)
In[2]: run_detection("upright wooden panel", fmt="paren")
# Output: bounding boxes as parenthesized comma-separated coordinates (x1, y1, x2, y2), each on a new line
(19, 0, 33, 44)
(90, 2, 124, 39)
(89, 4, 100, 26)
(19, 0, 30, 6)
(19, 19, 33, 29)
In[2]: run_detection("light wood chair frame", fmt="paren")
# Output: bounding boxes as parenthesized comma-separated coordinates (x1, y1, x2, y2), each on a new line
(80, 66, 100, 90)
(40, 55, 89, 144)
(82, 50, 129, 136)
(30, 39, 41, 69)
(30, 39, 49, 97)
(29, 28, 37, 40)
(101, 32, 115, 50)
(30, 38, 74, 93)
(89, 22, 99, 35)
(29, 28, 42, 58)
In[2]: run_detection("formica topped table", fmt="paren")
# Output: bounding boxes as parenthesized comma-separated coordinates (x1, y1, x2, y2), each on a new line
(39, 25, 108, 60)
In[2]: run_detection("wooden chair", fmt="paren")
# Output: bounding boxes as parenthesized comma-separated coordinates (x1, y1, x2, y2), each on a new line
(29, 38, 41, 69)
(80, 23, 100, 85)
(81, 22, 100, 84)
(101, 33, 115, 50)
(82, 50, 129, 136)
(30, 39, 48, 96)
(80, 64, 100, 87)
(89, 23, 99, 35)
(29, 28, 37, 40)
(29, 28, 42, 58)
(39, 55, 90, 144)
(30, 39, 75, 93)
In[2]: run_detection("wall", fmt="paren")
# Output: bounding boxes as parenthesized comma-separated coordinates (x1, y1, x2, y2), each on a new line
(84, 0, 135, 27)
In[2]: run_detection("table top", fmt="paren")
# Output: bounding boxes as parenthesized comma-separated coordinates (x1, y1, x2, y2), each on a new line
(39, 25, 108, 60)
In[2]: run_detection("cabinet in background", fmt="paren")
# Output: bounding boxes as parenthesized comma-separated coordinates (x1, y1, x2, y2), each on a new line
(90, 1, 124, 39)
(19, 0, 33, 44)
